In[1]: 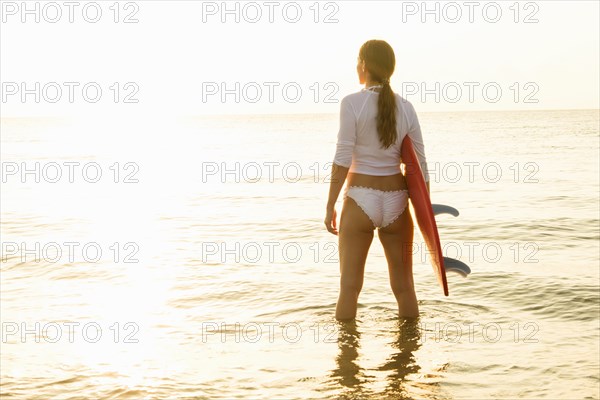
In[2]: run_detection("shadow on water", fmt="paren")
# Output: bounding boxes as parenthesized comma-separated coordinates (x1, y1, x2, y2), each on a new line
(330, 320, 366, 395)
(377, 317, 423, 398)
(328, 317, 423, 400)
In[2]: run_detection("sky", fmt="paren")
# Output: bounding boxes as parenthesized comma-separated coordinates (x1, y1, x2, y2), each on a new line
(1, 0, 599, 116)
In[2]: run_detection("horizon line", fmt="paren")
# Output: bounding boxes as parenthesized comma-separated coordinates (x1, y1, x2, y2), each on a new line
(1, 107, 599, 120)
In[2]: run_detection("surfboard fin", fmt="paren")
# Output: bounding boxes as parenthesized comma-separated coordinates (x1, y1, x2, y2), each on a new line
(432, 204, 460, 217)
(443, 257, 471, 277)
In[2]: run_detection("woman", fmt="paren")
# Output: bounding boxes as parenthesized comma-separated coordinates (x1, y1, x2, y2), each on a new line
(324, 40, 430, 320)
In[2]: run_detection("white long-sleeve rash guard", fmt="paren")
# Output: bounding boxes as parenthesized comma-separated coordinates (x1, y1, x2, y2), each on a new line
(333, 90, 430, 182)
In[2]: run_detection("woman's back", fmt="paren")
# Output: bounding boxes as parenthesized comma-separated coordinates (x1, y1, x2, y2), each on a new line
(333, 89, 429, 181)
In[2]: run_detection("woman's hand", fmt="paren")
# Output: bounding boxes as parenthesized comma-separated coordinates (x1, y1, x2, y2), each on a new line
(324, 207, 339, 235)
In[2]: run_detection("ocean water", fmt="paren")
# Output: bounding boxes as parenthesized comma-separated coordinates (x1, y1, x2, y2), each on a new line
(1, 110, 599, 399)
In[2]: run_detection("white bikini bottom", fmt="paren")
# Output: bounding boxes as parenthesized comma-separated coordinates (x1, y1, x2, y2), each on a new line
(343, 186, 409, 229)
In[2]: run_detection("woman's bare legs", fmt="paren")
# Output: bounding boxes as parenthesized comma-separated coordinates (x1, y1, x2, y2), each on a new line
(335, 196, 375, 320)
(378, 207, 419, 318)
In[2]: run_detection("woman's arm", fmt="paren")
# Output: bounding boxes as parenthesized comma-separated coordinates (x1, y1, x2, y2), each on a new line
(324, 163, 349, 235)
(325, 97, 356, 235)
(406, 101, 430, 184)
(326, 163, 349, 211)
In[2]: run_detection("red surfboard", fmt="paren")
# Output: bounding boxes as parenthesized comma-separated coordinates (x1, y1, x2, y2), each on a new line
(401, 136, 449, 296)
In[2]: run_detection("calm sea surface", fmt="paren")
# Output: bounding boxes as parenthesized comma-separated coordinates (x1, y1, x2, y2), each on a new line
(1, 110, 599, 399)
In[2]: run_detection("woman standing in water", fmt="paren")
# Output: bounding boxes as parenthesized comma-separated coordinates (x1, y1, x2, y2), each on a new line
(324, 40, 430, 320)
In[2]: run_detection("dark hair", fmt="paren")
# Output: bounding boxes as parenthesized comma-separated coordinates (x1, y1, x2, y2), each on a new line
(359, 40, 397, 149)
